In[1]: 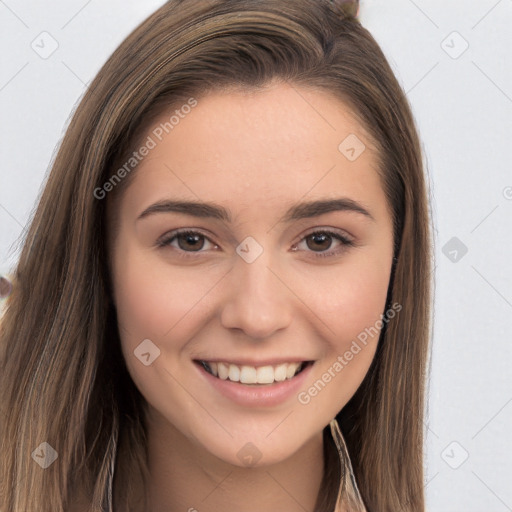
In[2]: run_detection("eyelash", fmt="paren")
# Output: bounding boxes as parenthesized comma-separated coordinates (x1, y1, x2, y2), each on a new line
(156, 228, 355, 260)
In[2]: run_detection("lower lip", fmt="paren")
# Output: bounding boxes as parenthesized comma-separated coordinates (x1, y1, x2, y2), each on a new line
(195, 361, 315, 408)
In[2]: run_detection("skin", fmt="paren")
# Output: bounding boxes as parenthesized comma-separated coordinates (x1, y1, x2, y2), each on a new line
(107, 81, 395, 512)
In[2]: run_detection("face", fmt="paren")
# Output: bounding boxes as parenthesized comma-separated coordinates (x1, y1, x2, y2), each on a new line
(108, 82, 395, 468)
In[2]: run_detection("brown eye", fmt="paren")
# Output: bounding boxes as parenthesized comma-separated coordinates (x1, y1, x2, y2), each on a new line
(175, 232, 206, 252)
(293, 229, 355, 259)
(157, 229, 217, 257)
(305, 232, 335, 252)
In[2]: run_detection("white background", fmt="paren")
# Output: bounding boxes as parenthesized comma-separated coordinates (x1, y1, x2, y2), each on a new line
(1, 1, 511, 510)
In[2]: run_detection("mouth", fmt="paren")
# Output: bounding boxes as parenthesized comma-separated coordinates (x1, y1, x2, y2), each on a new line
(194, 360, 314, 386)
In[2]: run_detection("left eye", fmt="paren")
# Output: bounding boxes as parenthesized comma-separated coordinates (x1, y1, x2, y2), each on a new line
(156, 229, 355, 259)
(292, 229, 355, 258)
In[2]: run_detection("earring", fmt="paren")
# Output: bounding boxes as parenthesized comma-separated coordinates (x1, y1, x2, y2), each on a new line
(329, 418, 367, 512)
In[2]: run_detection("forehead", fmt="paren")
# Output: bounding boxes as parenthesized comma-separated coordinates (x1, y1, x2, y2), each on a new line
(117, 83, 387, 224)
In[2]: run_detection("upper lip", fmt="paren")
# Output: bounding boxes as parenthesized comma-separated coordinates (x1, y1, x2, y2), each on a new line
(194, 358, 314, 367)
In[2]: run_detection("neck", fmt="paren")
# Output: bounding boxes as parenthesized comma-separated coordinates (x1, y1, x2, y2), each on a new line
(143, 406, 325, 512)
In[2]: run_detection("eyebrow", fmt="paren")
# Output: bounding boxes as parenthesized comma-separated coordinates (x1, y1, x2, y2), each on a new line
(136, 197, 375, 224)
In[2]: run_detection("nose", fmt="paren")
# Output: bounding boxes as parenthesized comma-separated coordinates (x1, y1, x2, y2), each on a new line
(220, 249, 293, 340)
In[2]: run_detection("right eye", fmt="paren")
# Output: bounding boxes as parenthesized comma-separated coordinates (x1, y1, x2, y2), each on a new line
(157, 229, 219, 257)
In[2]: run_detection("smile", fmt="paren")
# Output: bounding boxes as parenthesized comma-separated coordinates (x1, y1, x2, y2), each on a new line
(196, 360, 313, 385)
(193, 358, 316, 407)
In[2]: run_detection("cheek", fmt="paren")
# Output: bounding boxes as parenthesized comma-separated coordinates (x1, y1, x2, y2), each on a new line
(303, 257, 391, 346)
(294, 254, 392, 411)
(110, 249, 207, 409)
(112, 247, 211, 342)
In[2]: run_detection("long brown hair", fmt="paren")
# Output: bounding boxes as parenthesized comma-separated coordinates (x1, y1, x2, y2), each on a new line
(0, 1, 433, 510)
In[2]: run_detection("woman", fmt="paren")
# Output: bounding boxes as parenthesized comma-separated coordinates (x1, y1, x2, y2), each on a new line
(0, 0, 433, 510)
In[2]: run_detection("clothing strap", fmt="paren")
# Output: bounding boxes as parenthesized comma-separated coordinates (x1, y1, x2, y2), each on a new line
(329, 418, 368, 512)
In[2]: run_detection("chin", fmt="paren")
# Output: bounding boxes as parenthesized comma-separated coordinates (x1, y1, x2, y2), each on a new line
(188, 422, 315, 470)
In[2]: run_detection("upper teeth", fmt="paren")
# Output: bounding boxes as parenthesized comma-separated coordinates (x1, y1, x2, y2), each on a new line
(202, 361, 304, 384)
